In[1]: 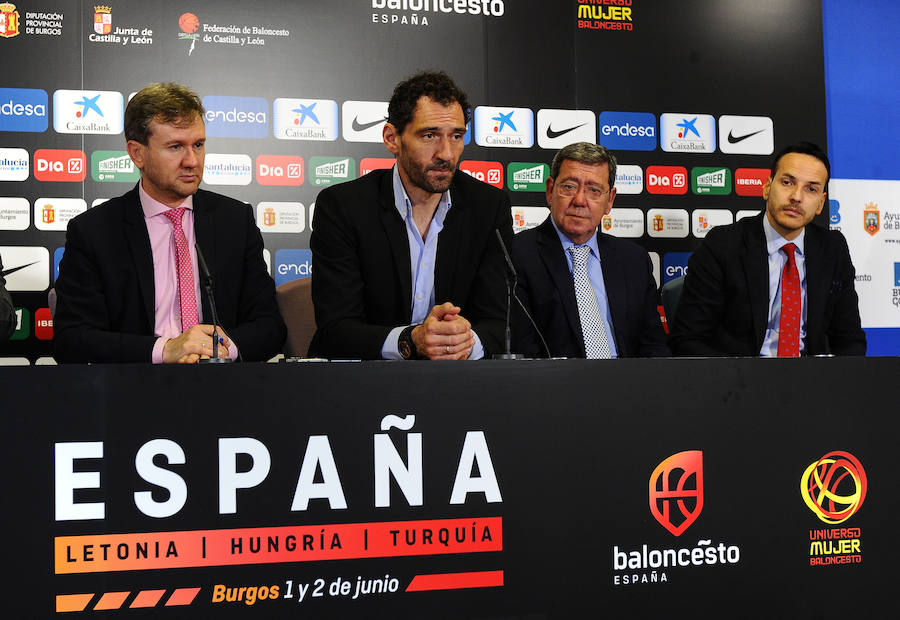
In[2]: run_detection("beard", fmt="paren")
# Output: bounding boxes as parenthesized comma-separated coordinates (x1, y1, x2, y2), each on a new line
(399, 153, 456, 195)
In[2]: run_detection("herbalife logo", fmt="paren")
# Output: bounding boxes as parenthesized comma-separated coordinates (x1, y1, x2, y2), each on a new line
(92, 150, 139, 182)
(508, 162, 549, 192)
(309, 156, 356, 187)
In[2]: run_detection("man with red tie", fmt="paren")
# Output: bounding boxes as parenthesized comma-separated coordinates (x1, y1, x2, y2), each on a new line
(670, 141, 866, 356)
(54, 83, 284, 363)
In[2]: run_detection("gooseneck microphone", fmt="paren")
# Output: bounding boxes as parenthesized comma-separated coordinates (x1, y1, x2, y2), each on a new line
(195, 243, 233, 364)
(492, 229, 550, 360)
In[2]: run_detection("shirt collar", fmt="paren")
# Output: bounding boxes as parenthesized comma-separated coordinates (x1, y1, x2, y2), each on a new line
(550, 216, 601, 260)
(391, 163, 452, 220)
(138, 180, 194, 219)
(762, 211, 805, 257)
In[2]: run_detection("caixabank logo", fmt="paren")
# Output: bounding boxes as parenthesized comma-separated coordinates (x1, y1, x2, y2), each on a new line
(52, 89, 124, 134)
(612, 450, 740, 586)
(473, 106, 534, 148)
(273, 98, 338, 141)
(800, 450, 866, 567)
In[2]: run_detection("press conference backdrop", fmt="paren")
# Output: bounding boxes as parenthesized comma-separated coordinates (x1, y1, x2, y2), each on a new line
(0, 0, 897, 362)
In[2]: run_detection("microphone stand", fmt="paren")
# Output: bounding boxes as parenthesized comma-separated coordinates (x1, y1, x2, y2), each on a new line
(492, 229, 524, 360)
(195, 243, 233, 364)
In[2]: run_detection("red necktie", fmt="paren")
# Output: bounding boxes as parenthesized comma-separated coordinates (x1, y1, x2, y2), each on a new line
(777, 243, 800, 357)
(162, 207, 199, 332)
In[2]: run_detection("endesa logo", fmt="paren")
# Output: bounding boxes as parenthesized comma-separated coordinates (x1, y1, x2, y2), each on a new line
(597, 111, 656, 151)
(274, 249, 312, 286)
(646, 165, 687, 195)
(203, 96, 268, 139)
(649, 451, 704, 536)
(800, 451, 867, 525)
(256, 155, 304, 186)
(34, 149, 86, 182)
(662, 252, 691, 283)
(0, 87, 48, 132)
(459, 160, 503, 188)
(734, 168, 769, 197)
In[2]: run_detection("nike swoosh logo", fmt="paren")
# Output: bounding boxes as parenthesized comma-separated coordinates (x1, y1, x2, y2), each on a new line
(727, 128, 765, 144)
(546, 122, 587, 139)
(1, 261, 39, 278)
(351, 116, 387, 132)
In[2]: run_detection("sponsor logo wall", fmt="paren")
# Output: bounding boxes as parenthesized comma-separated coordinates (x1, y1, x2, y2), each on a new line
(0, 0, 848, 364)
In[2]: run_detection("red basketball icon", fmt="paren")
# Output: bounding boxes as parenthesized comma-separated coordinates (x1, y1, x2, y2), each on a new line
(649, 450, 704, 536)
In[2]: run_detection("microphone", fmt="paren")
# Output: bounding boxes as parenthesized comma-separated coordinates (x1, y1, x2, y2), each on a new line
(492, 229, 551, 360)
(195, 243, 233, 364)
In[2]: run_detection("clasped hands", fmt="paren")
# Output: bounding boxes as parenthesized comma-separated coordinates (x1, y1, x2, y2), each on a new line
(162, 324, 232, 364)
(410, 302, 475, 361)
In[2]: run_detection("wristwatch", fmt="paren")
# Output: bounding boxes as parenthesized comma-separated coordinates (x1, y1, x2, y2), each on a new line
(398, 324, 420, 360)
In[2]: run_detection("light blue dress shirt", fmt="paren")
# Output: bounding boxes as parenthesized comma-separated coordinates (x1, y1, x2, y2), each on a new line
(381, 165, 485, 359)
(760, 215, 807, 356)
(550, 218, 619, 358)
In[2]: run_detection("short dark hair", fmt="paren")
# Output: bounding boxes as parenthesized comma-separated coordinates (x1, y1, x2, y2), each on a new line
(550, 142, 618, 189)
(387, 70, 470, 135)
(124, 82, 204, 144)
(771, 141, 830, 185)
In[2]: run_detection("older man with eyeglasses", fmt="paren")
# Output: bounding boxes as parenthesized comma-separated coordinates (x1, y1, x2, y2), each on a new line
(510, 142, 670, 358)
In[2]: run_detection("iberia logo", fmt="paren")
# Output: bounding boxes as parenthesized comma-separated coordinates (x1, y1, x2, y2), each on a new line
(863, 202, 880, 236)
(800, 450, 867, 524)
(0, 2, 20, 37)
(648, 450, 703, 536)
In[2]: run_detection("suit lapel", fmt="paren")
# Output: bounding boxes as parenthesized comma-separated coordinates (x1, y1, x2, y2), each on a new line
(803, 225, 829, 338)
(597, 233, 626, 355)
(741, 214, 771, 349)
(435, 184, 464, 303)
(193, 191, 214, 322)
(122, 187, 155, 327)
(536, 219, 584, 355)
(377, 172, 413, 322)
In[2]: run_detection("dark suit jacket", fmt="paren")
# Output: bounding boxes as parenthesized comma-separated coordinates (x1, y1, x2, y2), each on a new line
(669, 212, 865, 356)
(309, 168, 513, 360)
(53, 187, 285, 363)
(0, 255, 14, 341)
(511, 218, 670, 358)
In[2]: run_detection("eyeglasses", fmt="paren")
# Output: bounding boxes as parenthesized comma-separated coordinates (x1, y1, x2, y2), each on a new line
(555, 181, 612, 203)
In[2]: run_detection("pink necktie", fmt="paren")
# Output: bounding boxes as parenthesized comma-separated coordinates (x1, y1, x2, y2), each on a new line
(777, 243, 800, 357)
(162, 207, 199, 332)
